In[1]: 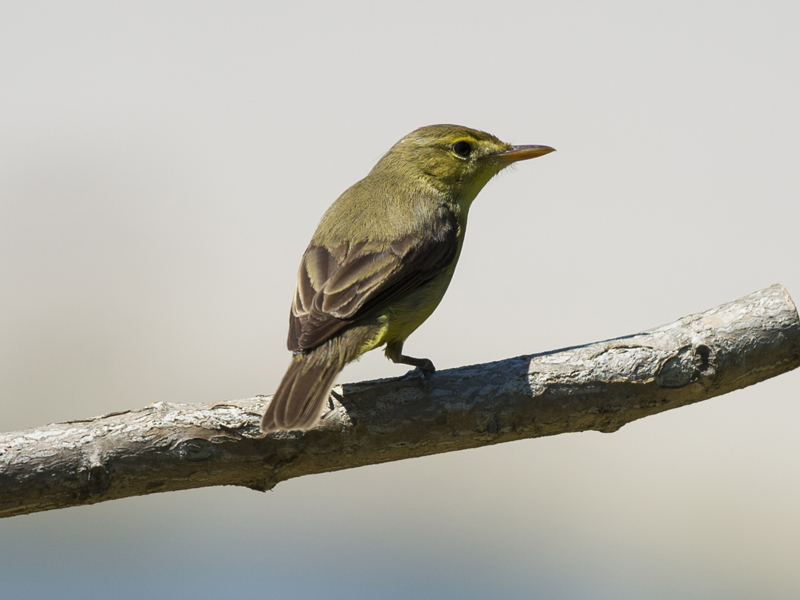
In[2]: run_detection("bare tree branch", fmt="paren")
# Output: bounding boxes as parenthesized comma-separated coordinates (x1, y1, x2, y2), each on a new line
(1, 284, 798, 518)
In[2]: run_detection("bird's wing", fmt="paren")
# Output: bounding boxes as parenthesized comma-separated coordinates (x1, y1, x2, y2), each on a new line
(288, 209, 459, 352)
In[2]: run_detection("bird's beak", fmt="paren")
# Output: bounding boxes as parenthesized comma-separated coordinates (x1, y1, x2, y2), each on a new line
(495, 144, 556, 164)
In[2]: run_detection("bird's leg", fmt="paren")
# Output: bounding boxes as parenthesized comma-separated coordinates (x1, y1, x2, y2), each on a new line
(396, 354, 436, 373)
(385, 341, 436, 374)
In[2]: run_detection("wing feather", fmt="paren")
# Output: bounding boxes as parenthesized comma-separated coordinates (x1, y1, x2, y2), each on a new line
(287, 208, 458, 352)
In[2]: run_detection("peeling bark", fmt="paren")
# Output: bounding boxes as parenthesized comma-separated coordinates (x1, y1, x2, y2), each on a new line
(1, 284, 798, 518)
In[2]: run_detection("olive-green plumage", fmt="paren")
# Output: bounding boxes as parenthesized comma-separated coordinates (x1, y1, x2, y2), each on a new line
(261, 124, 554, 432)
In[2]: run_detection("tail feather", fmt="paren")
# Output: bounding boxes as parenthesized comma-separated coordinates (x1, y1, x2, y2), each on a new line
(261, 349, 342, 432)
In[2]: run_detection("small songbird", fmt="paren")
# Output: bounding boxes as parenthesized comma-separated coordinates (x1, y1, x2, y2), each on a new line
(261, 124, 554, 432)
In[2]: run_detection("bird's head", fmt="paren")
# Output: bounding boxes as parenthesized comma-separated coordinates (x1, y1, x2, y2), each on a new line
(373, 124, 555, 207)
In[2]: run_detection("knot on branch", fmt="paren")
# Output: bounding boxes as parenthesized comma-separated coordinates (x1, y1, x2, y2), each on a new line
(656, 343, 716, 388)
(173, 438, 215, 462)
(87, 463, 110, 496)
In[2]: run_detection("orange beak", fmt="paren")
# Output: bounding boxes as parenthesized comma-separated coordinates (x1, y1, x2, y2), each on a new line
(495, 144, 556, 164)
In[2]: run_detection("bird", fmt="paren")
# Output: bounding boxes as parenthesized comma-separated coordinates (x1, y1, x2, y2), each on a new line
(261, 124, 554, 432)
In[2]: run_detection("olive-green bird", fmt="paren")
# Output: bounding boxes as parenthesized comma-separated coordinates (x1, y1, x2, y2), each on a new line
(261, 124, 554, 432)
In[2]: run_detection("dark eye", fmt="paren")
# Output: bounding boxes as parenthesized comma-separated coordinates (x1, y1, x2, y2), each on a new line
(452, 140, 472, 157)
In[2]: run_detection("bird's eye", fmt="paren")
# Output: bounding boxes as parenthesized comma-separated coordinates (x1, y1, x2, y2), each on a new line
(452, 140, 472, 157)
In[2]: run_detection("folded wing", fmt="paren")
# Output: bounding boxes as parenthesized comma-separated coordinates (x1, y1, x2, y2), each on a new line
(288, 209, 459, 352)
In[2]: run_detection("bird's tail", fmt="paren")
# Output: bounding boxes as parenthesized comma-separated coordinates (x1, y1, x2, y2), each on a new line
(261, 346, 342, 432)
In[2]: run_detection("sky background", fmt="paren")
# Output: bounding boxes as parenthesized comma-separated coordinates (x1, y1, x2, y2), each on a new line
(1, 1, 799, 598)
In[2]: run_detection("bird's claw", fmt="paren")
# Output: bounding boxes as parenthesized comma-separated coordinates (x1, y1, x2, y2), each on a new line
(321, 389, 344, 421)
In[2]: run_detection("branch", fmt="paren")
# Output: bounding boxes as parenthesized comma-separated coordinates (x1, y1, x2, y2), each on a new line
(1, 284, 798, 518)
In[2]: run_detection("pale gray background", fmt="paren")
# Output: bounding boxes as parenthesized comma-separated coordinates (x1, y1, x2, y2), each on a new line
(1, 2, 799, 599)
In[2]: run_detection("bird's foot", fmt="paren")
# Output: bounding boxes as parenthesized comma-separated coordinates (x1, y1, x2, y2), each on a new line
(405, 365, 434, 379)
(408, 366, 433, 394)
(321, 388, 344, 421)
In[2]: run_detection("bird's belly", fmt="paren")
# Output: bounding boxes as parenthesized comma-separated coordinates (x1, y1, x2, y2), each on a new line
(381, 269, 456, 346)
